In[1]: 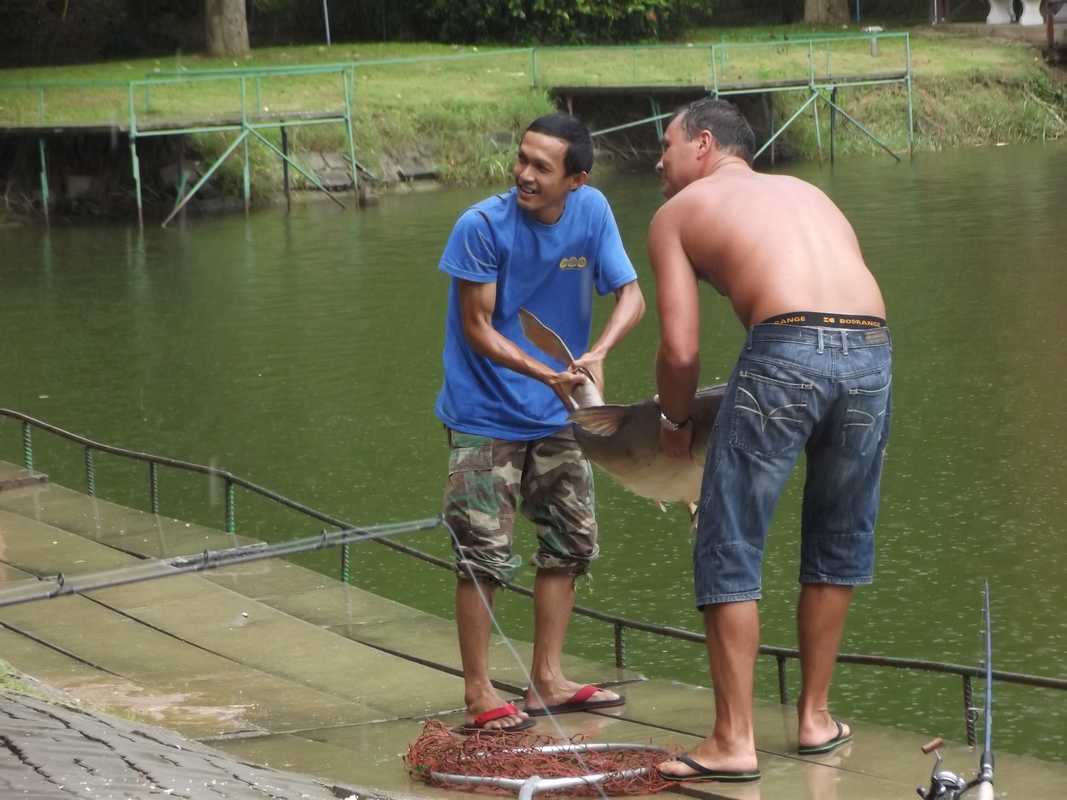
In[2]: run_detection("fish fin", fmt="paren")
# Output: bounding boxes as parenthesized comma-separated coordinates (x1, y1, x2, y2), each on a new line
(687, 502, 699, 519)
(657, 502, 667, 513)
(519, 308, 577, 366)
(569, 406, 628, 436)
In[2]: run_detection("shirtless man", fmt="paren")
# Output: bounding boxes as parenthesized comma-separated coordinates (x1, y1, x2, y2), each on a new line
(650, 99, 892, 782)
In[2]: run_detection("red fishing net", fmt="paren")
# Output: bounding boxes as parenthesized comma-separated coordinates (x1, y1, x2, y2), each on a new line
(406, 720, 676, 796)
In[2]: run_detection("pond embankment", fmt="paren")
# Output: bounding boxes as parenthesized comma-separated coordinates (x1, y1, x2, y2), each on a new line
(0, 28, 1064, 222)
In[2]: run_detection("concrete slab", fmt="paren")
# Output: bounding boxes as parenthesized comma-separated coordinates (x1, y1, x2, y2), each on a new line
(89, 580, 467, 718)
(0, 508, 140, 576)
(0, 461, 47, 492)
(0, 595, 401, 737)
(0, 482, 258, 557)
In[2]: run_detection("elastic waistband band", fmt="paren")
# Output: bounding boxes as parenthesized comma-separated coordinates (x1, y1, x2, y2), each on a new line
(762, 311, 886, 329)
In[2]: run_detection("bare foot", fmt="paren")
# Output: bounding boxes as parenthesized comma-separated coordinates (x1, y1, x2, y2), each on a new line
(657, 737, 758, 779)
(463, 690, 529, 731)
(798, 712, 851, 753)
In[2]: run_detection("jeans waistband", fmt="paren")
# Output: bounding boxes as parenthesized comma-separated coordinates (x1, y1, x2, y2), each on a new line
(747, 322, 891, 354)
(761, 311, 885, 329)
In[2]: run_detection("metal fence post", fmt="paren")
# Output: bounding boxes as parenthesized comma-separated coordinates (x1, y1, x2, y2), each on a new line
(613, 622, 626, 669)
(225, 479, 236, 534)
(149, 461, 159, 514)
(777, 655, 789, 704)
(84, 447, 96, 496)
(341, 540, 351, 583)
(21, 422, 33, 471)
(963, 675, 976, 746)
(38, 138, 50, 224)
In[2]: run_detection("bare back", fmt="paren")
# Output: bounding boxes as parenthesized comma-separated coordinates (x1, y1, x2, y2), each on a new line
(667, 166, 885, 327)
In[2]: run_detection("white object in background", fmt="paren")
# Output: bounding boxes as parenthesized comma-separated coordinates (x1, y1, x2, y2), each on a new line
(1018, 0, 1044, 24)
(986, 0, 1012, 23)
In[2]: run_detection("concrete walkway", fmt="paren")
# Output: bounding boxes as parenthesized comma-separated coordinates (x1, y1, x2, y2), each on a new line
(2, 465, 1066, 799)
(0, 690, 369, 800)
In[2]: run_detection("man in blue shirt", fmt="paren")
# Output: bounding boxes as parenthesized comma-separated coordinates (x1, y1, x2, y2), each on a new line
(436, 113, 645, 733)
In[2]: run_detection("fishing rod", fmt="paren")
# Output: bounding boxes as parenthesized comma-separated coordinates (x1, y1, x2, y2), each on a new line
(916, 580, 995, 800)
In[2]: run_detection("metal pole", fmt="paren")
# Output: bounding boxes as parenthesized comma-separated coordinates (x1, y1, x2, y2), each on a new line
(905, 34, 915, 156)
(711, 45, 720, 96)
(812, 90, 823, 159)
(963, 674, 977, 746)
(84, 447, 96, 497)
(38, 88, 45, 124)
(37, 138, 49, 225)
(322, 0, 331, 46)
(830, 86, 838, 164)
(225, 478, 236, 535)
(820, 91, 902, 162)
(650, 97, 664, 142)
(21, 422, 33, 471)
(343, 69, 359, 204)
(128, 84, 143, 228)
(340, 540, 350, 583)
(281, 126, 291, 212)
(777, 655, 789, 704)
(614, 622, 625, 669)
(753, 91, 820, 161)
(241, 78, 250, 214)
(161, 129, 251, 227)
(149, 461, 160, 514)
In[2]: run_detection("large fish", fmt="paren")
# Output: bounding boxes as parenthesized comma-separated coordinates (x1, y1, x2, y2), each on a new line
(519, 308, 725, 505)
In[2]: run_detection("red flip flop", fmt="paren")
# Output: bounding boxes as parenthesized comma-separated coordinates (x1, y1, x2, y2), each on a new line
(453, 702, 536, 734)
(524, 684, 626, 717)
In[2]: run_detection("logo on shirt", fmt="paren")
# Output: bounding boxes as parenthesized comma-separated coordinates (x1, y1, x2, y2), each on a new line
(559, 256, 588, 270)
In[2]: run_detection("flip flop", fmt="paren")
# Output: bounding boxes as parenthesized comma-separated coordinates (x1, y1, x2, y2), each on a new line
(656, 754, 761, 784)
(524, 684, 626, 717)
(798, 719, 853, 755)
(453, 702, 536, 735)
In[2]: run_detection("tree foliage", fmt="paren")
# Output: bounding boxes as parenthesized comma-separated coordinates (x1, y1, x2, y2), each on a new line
(407, 0, 712, 44)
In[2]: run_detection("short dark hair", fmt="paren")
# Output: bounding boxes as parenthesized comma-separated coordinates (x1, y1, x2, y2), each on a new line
(525, 113, 594, 175)
(677, 98, 756, 165)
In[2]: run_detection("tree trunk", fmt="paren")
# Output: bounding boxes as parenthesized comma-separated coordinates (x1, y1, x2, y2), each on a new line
(205, 0, 250, 57)
(804, 0, 851, 23)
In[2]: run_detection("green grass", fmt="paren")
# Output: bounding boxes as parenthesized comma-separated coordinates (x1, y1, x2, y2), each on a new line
(0, 27, 1062, 193)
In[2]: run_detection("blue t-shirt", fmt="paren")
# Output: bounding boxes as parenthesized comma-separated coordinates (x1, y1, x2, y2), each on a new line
(435, 186, 637, 440)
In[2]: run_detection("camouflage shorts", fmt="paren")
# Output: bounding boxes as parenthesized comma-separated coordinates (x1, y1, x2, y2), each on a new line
(443, 427, 598, 585)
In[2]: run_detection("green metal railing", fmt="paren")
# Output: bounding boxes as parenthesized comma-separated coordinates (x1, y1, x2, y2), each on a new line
(1, 34, 914, 225)
(3, 407, 1066, 747)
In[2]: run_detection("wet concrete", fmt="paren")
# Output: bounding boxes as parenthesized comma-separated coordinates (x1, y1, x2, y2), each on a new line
(2, 468, 1067, 799)
(0, 690, 374, 800)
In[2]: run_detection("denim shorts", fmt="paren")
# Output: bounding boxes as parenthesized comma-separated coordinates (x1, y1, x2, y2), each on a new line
(694, 323, 892, 607)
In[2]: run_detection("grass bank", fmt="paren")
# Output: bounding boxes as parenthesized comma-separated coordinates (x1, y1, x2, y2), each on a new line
(0, 27, 1063, 205)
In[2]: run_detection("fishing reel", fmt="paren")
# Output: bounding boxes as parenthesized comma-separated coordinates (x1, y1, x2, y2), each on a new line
(917, 739, 966, 800)
(916, 738, 994, 800)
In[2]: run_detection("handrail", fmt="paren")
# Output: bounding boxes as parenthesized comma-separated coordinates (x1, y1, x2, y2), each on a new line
(3, 406, 1063, 747)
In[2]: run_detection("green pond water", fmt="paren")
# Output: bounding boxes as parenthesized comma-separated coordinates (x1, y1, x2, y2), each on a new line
(2, 141, 1065, 762)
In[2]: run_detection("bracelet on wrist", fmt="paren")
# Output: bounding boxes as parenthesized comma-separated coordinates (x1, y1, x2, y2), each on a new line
(658, 407, 691, 431)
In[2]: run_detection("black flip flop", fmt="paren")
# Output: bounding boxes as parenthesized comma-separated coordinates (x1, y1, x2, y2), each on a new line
(656, 754, 761, 784)
(798, 719, 853, 755)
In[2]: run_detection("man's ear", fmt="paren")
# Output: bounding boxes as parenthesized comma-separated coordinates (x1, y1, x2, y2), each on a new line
(568, 171, 590, 191)
(697, 130, 716, 158)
